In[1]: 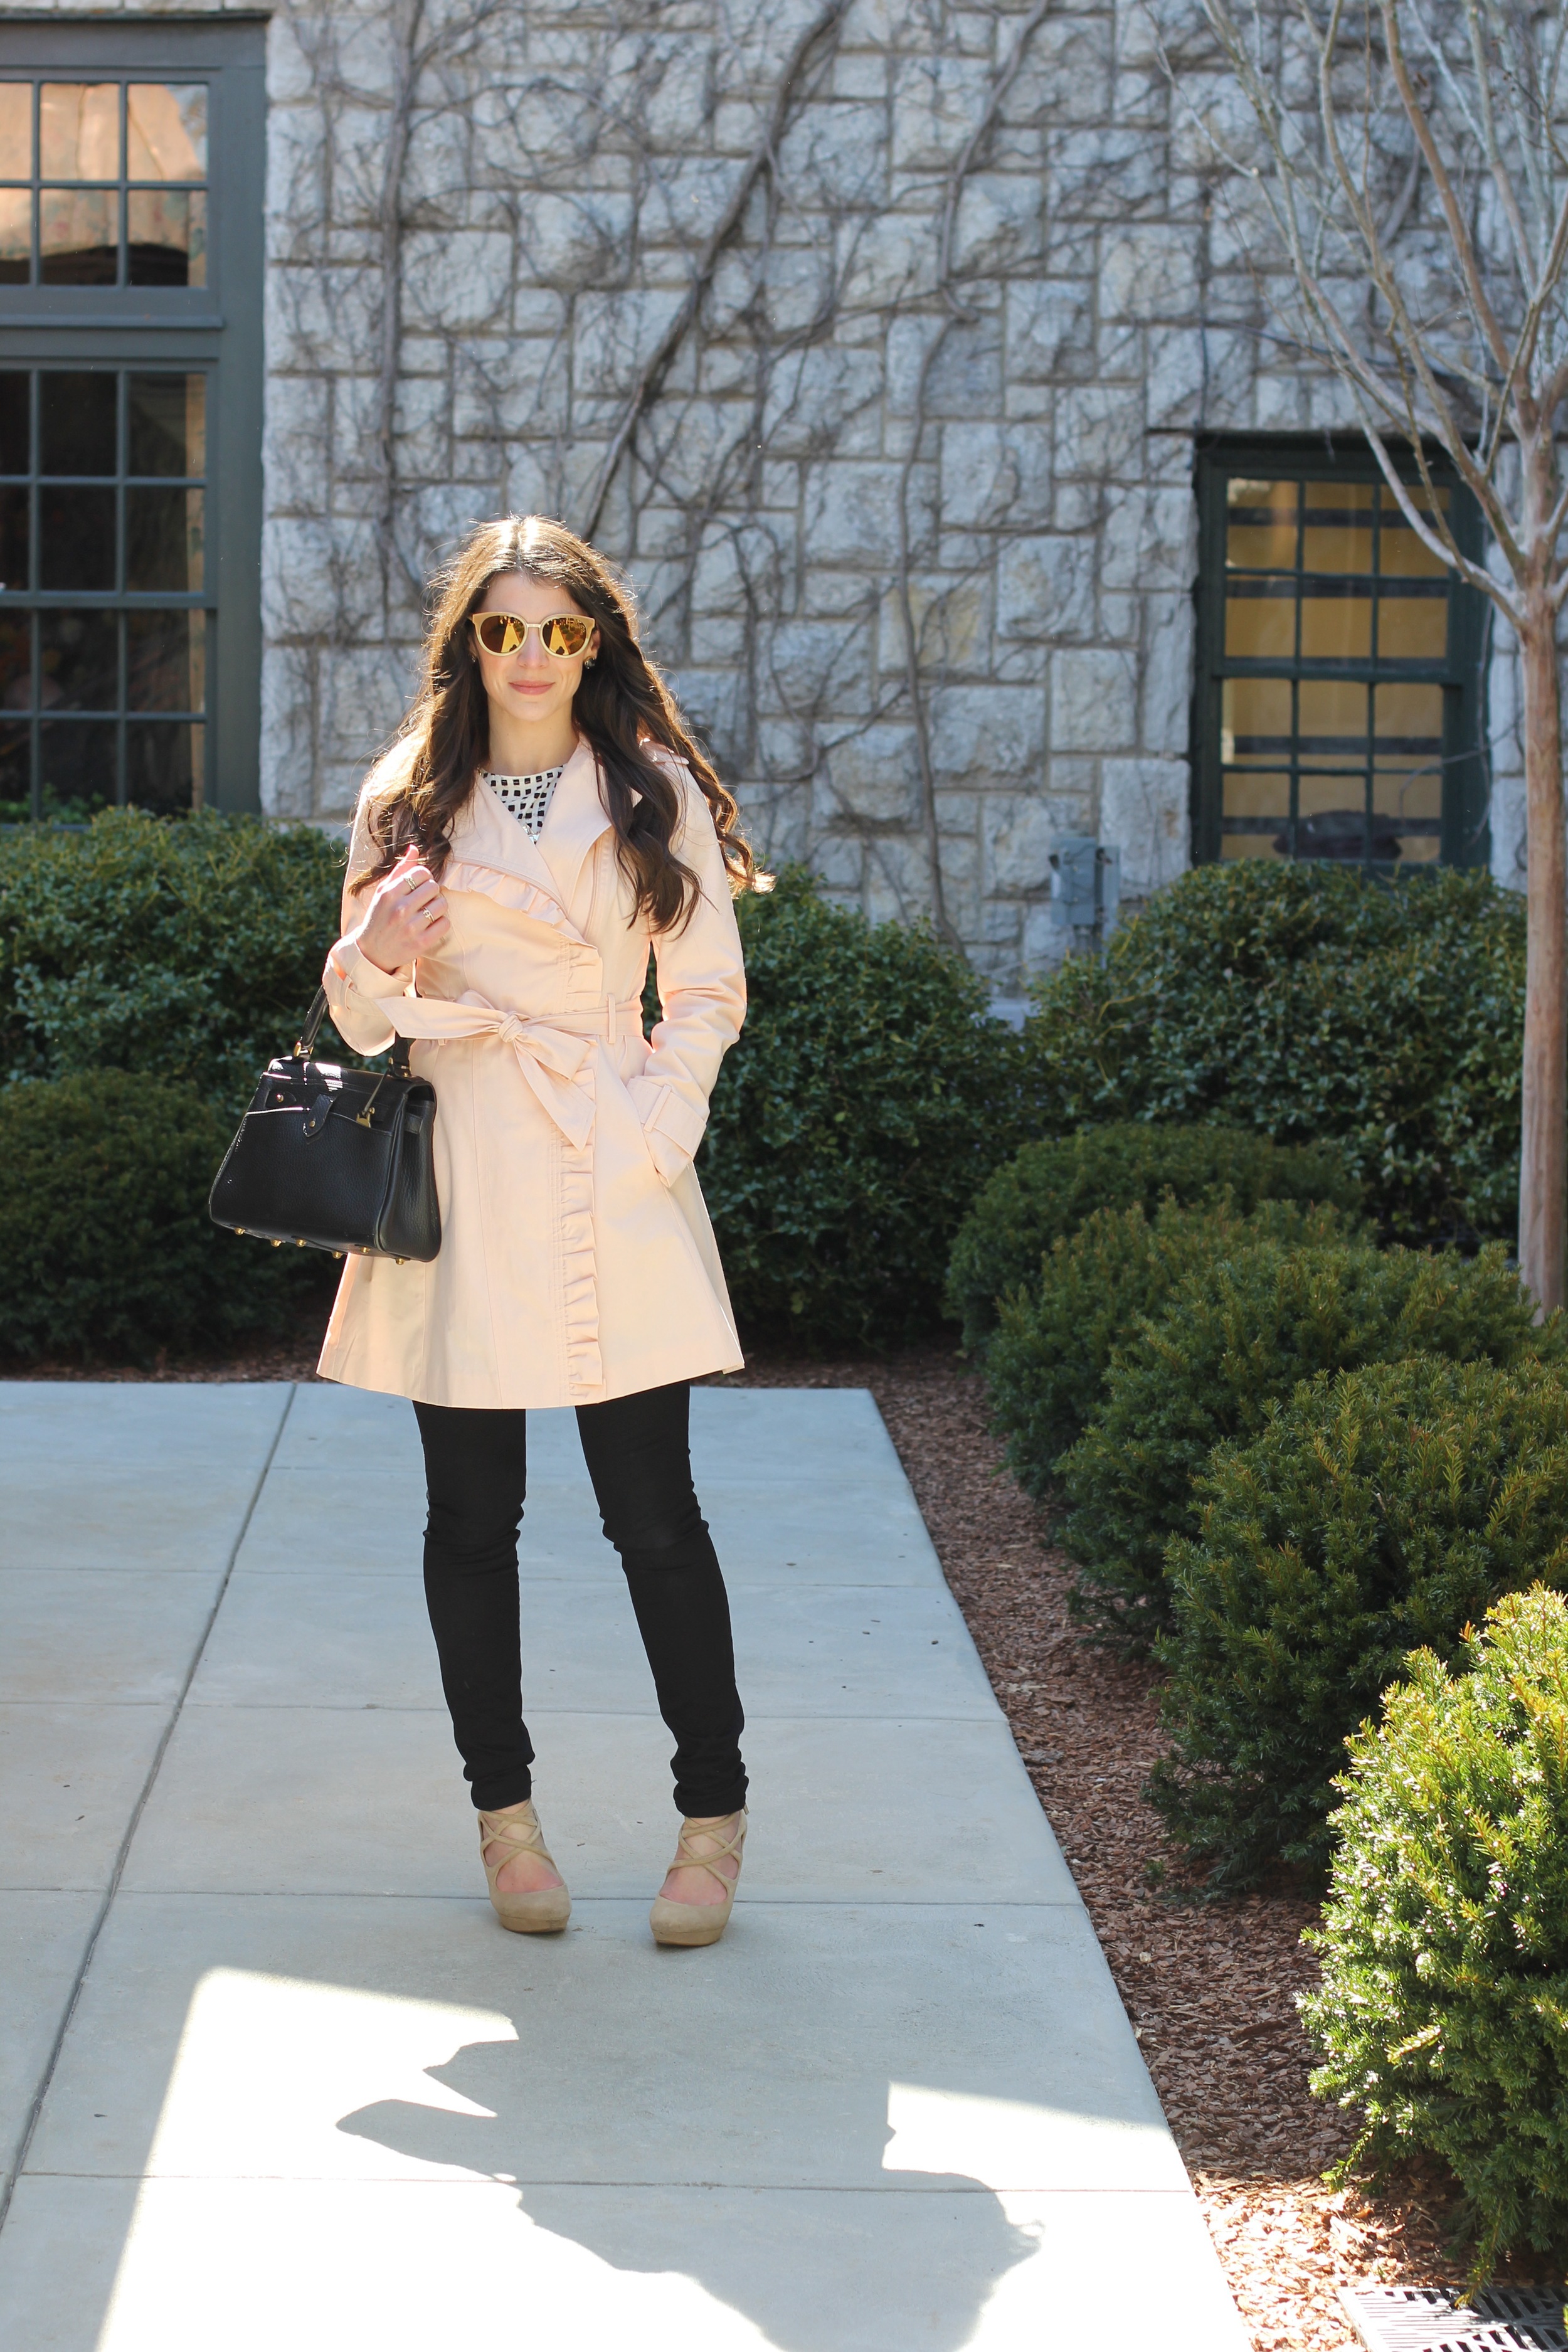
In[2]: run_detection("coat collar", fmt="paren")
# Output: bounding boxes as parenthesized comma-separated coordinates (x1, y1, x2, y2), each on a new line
(451, 736, 613, 918)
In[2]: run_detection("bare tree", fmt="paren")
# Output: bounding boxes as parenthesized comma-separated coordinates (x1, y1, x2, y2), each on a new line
(1180, 0, 1568, 1306)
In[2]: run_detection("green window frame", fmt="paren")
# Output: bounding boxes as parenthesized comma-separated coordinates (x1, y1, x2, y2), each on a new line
(0, 19, 263, 821)
(1192, 436, 1488, 872)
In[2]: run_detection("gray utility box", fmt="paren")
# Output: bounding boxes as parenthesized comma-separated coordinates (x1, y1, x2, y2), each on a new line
(1049, 837, 1121, 940)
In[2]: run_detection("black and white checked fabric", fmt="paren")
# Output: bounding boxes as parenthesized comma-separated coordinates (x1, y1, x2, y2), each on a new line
(483, 764, 565, 841)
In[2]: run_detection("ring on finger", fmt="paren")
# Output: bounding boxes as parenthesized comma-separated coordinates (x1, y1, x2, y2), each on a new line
(425, 906, 441, 926)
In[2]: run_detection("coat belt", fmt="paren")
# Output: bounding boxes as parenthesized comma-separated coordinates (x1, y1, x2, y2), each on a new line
(360, 988, 644, 1150)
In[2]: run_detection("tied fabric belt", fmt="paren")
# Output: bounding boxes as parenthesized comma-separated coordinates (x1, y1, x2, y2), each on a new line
(356, 988, 644, 1150)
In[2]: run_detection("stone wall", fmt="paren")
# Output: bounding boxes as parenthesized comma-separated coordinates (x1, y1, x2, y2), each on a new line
(16, 0, 1534, 972)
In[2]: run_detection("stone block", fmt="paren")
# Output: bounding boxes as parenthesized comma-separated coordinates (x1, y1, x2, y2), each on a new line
(1049, 127, 1165, 218)
(400, 229, 512, 334)
(1054, 384, 1145, 480)
(951, 172, 1045, 274)
(1101, 226, 1201, 322)
(264, 103, 326, 243)
(522, 190, 635, 293)
(888, 574, 992, 674)
(686, 613, 749, 667)
(780, 99, 889, 208)
(1006, 278, 1095, 383)
(575, 287, 687, 401)
(840, 209, 933, 309)
(258, 645, 317, 818)
(983, 790, 1059, 896)
(765, 617, 876, 716)
(1146, 326, 1206, 430)
(802, 460, 921, 567)
(262, 516, 383, 643)
(763, 345, 884, 459)
(886, 312, 1002, 418)
(1099, 486, 1197, 594)
(816, 723, 921, 829)
(997, 536, 1097, 644)
(319, 644, 418, 766)
(263, 374, 331, 516)
(941, 420, 1052, 529)
(1051, 648, 1137, 753)
(265, 263, 380, 376)
(1140, 596, 1195, 756)
(890, 51, 992, 169)
(930, 683, 1046, 783)
(1100, 758, 1190, 893)
(641, 45, 712, 147)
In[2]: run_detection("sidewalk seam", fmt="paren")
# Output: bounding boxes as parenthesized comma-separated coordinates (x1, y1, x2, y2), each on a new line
(0, 1383, 298, 2237)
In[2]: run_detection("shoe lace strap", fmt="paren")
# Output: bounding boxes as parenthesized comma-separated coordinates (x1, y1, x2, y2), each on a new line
(669, 1811, 747, 1895)
(477, 1805, 550, 1874)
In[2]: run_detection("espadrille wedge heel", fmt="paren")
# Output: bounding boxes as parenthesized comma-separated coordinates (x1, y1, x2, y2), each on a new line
(649, 1809, 747, 1948)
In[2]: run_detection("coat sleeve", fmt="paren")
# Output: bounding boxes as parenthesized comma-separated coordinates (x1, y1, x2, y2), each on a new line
(625, 769, 748, 1188)
(320, 788, 415, 1058)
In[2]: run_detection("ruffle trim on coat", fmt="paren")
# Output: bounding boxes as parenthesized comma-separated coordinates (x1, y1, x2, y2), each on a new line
(557, 1056, 603, 1397)
(442, 858, 592, 950)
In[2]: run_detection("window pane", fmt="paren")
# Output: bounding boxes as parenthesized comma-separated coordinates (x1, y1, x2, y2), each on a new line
(39, 486, 115, 590)
(1299, 676, 1371, 757)
(126, 485, 201, 591)
(0, 376, 26, 475)
(127, 85, 206, 181)
(40, 610, 116, 709)
(0, 85, 32, 180)
(1221, 675, 1291, 765)
(1221, 832, 1286, 861)
(1226, 477, 1296, 570)
(1377, 588, 1448, 660)
(128, 608, 203, 710)
(0, 188, 28, 284)
(1303, 480, 1374, 573)
(0, 722, 27, 818)
(128, 718, 199, 813)
(41, 374, 116, 475)
(40, 716, 115, 810)
(130, 374, 204, 477)
(40, 187, 117, 284)
(1300, 586, 1372, 660)
(0, 612, 29, 709)
(1223, 770, 1290, 818)
(0, 485, 28, 589)
(40, 85, 120, 182)
(1225, 579, 1295, 658)
(1380, 487, 1452, 580)
(127, 188, 204, 287)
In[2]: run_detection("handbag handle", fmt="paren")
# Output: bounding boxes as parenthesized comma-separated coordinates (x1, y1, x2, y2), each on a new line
(293, 987, 411, 1077)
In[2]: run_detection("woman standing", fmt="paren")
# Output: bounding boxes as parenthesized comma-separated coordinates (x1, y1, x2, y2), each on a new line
(319, 515, 755, 1949)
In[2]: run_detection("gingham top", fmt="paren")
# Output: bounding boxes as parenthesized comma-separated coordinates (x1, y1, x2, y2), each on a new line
(482, 763, 566, 842)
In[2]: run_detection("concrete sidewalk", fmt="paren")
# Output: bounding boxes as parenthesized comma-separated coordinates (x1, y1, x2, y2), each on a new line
(0, 1380, 1248, 2351)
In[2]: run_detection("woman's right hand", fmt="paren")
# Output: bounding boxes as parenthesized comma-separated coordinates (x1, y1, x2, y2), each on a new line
(350, 844, 451, 973)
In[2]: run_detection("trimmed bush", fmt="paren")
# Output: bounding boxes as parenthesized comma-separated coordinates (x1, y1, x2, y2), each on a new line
(700, 869, 1032, 1347)
(1021, 862, 1526, 1244)
(1152, 1357, 1568, 1888)
(945, 1121, 1361, 1352)
(0, 807, 346, 1108)
(1061, 1239, 1554, 1649)
(1301, 1587, 1568, 2279)
(984, 1193, 1355, 1498)
(0, 1071, 325, 1360)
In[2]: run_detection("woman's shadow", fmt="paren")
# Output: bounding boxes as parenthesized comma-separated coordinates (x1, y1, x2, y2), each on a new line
(340, 2026, 1038, 2351)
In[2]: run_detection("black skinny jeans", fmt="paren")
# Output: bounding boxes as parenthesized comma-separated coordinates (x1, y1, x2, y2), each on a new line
(413, 1381, 746, 1819)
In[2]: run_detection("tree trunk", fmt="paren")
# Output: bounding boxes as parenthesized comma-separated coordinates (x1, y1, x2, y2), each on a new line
(1516, 591, 1567, 1313)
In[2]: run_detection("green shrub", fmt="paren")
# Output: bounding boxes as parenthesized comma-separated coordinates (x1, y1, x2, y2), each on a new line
(1301, 1587, 1568, 2279)
(984, 1193, 1355, 1498)
(945, 1121, 1360, 1352)
(1151, 1357, 1568, 1888)
(1061, 1239, 1554, 1649)
(0, 807, 345, 1108)
(0, 1071, 326, 1360)
(1021, 862, 1526, 1244)
(700, 869, 1032, 1346)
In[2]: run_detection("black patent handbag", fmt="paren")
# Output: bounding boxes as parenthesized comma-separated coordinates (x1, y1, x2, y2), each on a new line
(208, 988, 441, 1262)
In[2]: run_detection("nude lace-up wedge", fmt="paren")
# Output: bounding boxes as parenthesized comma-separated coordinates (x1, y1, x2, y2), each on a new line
(649, 1809, 747, 1948)
(477, 1801, 571, 1934)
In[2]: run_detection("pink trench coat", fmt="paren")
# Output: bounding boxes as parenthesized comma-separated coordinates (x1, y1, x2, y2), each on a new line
(316, 738, 746, 1409)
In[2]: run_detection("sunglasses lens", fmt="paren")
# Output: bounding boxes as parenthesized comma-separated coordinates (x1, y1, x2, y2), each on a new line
(542, 615, 592, 657)
(474, 614, 519, 654)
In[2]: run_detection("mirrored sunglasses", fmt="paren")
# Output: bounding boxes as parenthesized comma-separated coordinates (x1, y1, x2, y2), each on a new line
(470, 611, 595, 659)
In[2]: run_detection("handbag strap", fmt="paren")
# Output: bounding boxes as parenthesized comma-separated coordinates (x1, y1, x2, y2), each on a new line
(293, 987, 411, 1078)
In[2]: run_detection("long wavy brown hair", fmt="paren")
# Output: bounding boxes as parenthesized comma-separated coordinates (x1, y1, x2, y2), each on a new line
(352, 515, 757, 930)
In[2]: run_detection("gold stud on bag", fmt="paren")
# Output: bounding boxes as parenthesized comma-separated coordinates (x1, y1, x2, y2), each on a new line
(208, 987, 442, 1262)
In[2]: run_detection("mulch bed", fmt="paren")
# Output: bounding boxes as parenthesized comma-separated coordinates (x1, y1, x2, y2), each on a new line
(13, 1321, 1489, 2348)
